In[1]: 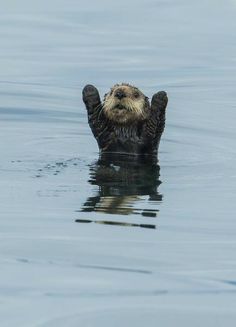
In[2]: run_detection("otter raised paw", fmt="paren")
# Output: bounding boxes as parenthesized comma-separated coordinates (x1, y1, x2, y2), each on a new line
(82, 83, 168, 156)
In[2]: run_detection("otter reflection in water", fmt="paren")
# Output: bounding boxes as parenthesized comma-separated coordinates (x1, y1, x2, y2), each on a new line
(77, 154, 162, 228)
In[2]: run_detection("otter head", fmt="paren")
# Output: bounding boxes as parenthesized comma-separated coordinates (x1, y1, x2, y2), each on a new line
(103, 83, 150, 124)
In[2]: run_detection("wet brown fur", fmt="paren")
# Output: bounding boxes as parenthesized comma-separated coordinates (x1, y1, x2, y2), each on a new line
(103, 83, 149, 124)
(82, 83, 168, 156)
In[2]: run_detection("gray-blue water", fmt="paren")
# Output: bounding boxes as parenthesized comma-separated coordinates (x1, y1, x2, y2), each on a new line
(1, 0, 236, 326)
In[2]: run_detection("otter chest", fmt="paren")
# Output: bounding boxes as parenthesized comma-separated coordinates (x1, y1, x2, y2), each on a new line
(105, 125, 145, 154)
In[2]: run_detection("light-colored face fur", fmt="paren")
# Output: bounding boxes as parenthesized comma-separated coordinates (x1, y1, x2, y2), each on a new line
(103, 83, 149, 124)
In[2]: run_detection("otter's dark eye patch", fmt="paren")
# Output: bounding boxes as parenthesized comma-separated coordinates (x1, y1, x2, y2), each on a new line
(134, 91, 140, 98)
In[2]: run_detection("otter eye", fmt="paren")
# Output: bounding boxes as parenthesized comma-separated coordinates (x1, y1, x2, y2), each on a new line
(134, 91, 139, 98)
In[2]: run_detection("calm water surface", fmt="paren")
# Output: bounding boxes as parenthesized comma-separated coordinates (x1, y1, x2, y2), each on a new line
(1, 0, 236, 326)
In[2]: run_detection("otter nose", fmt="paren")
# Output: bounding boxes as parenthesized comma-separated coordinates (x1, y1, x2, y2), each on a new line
(115, 90, 126, 100)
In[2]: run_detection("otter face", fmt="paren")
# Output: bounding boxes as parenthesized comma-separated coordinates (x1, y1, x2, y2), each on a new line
(103, 83, 149, 124)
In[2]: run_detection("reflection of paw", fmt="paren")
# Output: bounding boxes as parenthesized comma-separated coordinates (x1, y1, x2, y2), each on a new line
(151, 91, 168, 110)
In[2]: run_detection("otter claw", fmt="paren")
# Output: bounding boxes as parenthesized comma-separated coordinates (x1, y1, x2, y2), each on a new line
(151, 91, 168, 111)
(82, 84, 101, 113)
(152, 91, 168, 102)
(83, 84, 99, 98)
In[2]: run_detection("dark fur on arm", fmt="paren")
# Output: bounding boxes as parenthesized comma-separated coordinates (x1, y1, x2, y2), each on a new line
(82, 85, 103, 138)
(82, 85, 114, 151)
(143, 91, 168, 151)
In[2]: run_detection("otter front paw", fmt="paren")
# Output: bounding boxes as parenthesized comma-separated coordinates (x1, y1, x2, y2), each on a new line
(151, 91, 168, 112)
(82, 84, 101, 114)
(83, 84, 99, 98)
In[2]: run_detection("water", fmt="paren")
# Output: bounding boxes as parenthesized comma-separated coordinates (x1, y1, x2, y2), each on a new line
(1, 0, 236, 326)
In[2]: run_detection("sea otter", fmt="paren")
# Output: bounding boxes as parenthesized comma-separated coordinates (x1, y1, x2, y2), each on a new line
(82, 83, 168, 156)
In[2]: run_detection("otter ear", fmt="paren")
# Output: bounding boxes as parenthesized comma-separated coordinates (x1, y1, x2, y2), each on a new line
(82, 85, 101, 114)
(151, 91, 168, 113)
(144, 96, 150, 108)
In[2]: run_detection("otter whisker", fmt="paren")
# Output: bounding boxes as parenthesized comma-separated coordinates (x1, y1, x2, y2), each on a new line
(97, 104, 106, 121)
(91, 103, 102, 119)
(90, 102, 102, 114)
